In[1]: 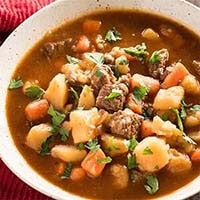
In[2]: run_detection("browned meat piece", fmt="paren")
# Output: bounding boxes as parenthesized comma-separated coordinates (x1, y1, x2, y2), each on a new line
(192, 60, 200, 75)
(41, 38, 73, 57)
(117, 73, 131, 88)
(130, 170, 144, 184)
(104, 53, 115, 64)
(91, 64, 116, 94)
(142, 103, 155, 119)
(96, 83, 129, 112)
(148, 49, 169, 80)
(108, 108, 143, 139)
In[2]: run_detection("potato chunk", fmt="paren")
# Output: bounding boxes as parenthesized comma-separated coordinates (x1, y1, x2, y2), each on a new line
(134, 137, 169, 172)
(153, 86, 184, 110)
(70, 108, 100, 143)
(44, 73, 68, 111)
(167, 149, 192, 174)
(184, 111, 200, 128)
(101, 134, 128, 157)
(51, 145, 87, 162)
(141, 28, 160, 40)
(78, 85, 95, 109)
(26, 123, 52, 151)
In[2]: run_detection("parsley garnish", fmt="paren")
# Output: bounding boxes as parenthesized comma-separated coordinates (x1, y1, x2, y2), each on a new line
(126, 138, 138, 151)
(149, 51, 161, 64)
(76, 143, 86, 150)
(85, 138, 100, 151)
(97, 156, 112, 164)
(143, 146, 153, 155)
(105, 27, 122, 43)
(144, 174, 159, 195)
(161, 112, 169, 121)
(127, 153, 138, 169)
(66, 55, 79, 64)
(190, 105, 200, 112)
(70, 87, 79, 101)
(25, 85, 45, 99)
(40, 136, 53, 155)
(94, 68, 103, 77)
(61, 162, 72, 179)
(124, 43, 149, 60)
(84, 52, 104, 65)
(132, 86, 150, 102)
(59, 127, 70, 142)
(105, 89, 123, 100)
(8, 78, 24, 89)
(118, 57, 129, 65)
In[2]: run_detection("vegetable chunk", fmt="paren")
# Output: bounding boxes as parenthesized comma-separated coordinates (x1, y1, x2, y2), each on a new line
(134, 137, 169, 172)
(51, 145, 87, 162)
(44, 73, 68, 111)
(26, 123, 52, 151)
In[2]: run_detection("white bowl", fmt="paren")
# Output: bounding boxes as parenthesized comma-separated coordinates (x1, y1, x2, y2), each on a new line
(0, 0, 200, 199)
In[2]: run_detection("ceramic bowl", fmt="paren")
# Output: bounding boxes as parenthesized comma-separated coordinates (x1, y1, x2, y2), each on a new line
(0, 0, 200, 199)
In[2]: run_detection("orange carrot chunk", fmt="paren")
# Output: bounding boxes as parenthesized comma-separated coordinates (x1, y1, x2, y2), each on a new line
(83, 19, 101, 34)
(81, 148, 106, 178)
(75, 35, 90, 52)
(191, 149, 200, 162)
(141, 119, 154, 138)
(162, 62, 189, 89)
(25, 99, 49, 121)
(126, 93, 143, 114)
(70, 167, 86, 181)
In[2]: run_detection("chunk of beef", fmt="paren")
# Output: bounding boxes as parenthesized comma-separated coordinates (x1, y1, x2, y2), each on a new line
(142, 103, 155, 119)
(104, 53, 115, 64)
(96, 83, 128, 112)
(192, 60, 200, 75)
(108, 108, 143, 139)
(148, 49, 169, 80)
(117, 73, 131, 88)
(91, 64, 116, 94)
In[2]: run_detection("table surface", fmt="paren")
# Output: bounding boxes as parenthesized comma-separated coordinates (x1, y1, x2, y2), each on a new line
(0, 0, 200, 200)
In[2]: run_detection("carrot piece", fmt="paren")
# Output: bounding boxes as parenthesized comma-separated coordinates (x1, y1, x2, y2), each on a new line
(141, 119, 154, 138)
(55, 162, 66, 175)
(83, 19, 101, 34)
(162, 62, 189, 89)
(75, 35, 90, 52)
(131, 74, 160, 95)
(81, 148, 106, 178)
(126, 93, 142, 114)
(70, 167, 86, 181)
(190, 149, 200, 162)
(25, 99, 49, 121)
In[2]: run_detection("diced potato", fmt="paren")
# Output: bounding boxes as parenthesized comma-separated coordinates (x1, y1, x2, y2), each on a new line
(188, 130, 200, 142)
(101, 134, 128, 157)
(78, 85, 95, 109)
(180, 74, 200, 95)
(141, 28, 160, 40)
(115, 55, 130, 74)
(109, 164, 129, 189)
(51, 145, 87, 162)
(153, 86, 184, 110)
(26, 123, 52, 151)
(167, 149, 192, 174)
(70, 108, 100, 143)
(44, 73, 68, 111)
(134, 136, 170, 172)
(184, 111, 200, 128)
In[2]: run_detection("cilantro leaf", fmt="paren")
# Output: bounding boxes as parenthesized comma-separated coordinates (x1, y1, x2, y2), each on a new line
(94, 68, 103, 77)
(8, 78, 24, 89)
(149, 51, 161, 64)
(84, 52, 104, 65)
(105, 27, 122, 43)
(190, 105, 200, 112)
(97, 156, 112, 164)
(40, 136, 53, 155)
(59, 127, 70, 142)
(144, 174, 159, 195)
(25, 85, 45, 99)
(170, 108, 184, 132)
(66, 55, 79, 64)
(124, 43, 149, 60)
(85, 138, 100, 151)
(127, 153, 138, 169)
(132, 86, 150, 102)
(126, 138, 138, 151)
(105, 89, 123, 100)
(76, 143, 86, 150)
(118, 56, 129, 65)
(143, 146, 153, 155)
(70, 87, 79, 101)
(61, 162, 72, 179)
(161, 112, 169, 121)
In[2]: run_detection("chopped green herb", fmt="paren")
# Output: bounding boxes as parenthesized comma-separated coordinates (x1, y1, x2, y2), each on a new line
(105, 27, 122, 43)
(59, 127, 70, 142)
(144, 174, 159, 195)
(143, 146, 153, 155)
(111, 66, 120, 79)
(132, 86, 150, 102)
(40, 136, 53, 155)
(61, 162, 72, 179)
(105, 89, 123, 100)
(84, 52, 104, 65)
(182, 133, 197, 145)
(124, 43, 149, 60)
(170, 108, 184, 132)
(66, 55, 79, 64)
(126, 138, 138, 151)
(161, 112, 169, 121)
(76, 143, 86, 150)
(70, 87, 79, 100)
(149, 51, 160, 64)
(8, 78, 24, 89)
(118, 57, 129, 65)
(127, 153, 138, 169)
(97, 156, 112, 164)
(85, 138, 100, 151)
(25, 85, 45, 99)
(94, 68, 103, 77)
(190, 105, 200, 112)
